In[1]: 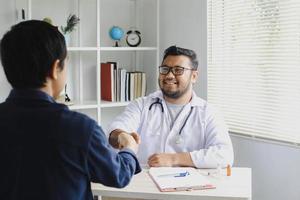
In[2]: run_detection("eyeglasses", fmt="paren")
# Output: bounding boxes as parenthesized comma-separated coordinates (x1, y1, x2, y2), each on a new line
(159, 65, 194, 76)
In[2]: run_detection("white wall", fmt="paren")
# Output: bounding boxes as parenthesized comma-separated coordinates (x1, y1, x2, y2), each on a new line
(159, 0, 207, 99)
(159, 1, 300, 200)
(232, 135, 300, 200)
(0, 0, 14, 102)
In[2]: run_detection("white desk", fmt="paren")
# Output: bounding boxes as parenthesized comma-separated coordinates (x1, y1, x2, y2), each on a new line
(92, 167, 252, 200)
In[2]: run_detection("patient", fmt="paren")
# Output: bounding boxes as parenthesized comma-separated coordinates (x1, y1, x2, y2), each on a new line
(0, 20, 140, 200)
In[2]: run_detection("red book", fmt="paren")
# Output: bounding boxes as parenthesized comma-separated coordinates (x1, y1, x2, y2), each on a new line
(101, 63, 114, 101)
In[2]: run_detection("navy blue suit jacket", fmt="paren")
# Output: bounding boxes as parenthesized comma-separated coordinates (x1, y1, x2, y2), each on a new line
(0, 89, 141, 200)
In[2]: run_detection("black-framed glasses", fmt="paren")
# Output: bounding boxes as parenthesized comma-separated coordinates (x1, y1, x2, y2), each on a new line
(159, 65, 194, 76)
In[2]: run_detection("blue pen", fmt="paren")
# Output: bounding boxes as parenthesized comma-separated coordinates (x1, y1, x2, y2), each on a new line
(158, 171, 190, 178)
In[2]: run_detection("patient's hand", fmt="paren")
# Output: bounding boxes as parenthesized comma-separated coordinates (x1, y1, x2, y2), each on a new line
(109, 129, 140, 152)
(108, 129, 123, 149)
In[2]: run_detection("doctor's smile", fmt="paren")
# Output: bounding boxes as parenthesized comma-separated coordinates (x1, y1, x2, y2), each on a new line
(162, 79, 178, 88)
(163, 79, 177, 85)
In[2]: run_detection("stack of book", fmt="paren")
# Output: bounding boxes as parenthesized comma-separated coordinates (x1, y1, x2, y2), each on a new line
(101, 62, 146, 102)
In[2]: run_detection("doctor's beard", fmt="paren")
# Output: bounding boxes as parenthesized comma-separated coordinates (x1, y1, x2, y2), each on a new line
(158, 77, 192, 99)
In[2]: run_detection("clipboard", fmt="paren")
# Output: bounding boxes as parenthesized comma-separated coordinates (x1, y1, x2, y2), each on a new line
(148, 167, 215, 192)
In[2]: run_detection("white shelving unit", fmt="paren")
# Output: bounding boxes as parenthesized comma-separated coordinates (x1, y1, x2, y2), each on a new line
(19, 0, 159, 130)
(100, 100, 130, 108)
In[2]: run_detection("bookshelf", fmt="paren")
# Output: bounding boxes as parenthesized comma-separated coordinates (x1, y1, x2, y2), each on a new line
(19, 0, 159, 130)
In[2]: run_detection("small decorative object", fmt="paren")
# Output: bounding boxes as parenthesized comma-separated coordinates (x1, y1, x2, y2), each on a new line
(56, 84, 73, 106)
(64, 84, 71, 103)
(126, 28, 141, 47)
(60, 14, 80, 46)
(109, 26, 124, 47)
(42, 17, 53, 25)
(60, 14, 80, 34)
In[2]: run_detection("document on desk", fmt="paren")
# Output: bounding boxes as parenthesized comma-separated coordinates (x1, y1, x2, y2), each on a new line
(149, 167, 215, 192)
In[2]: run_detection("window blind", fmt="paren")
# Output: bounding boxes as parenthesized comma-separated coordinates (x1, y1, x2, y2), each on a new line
(207, 0, 300, 145)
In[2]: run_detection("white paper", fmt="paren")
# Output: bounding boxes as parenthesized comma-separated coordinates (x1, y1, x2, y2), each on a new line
(149, 167, 215, 191)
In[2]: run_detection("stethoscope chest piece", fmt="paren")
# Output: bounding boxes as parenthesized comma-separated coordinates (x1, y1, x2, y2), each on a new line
(175, 135, 183, 144)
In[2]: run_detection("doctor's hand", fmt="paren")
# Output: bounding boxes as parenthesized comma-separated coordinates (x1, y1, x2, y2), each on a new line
(147, 153, 176, 167)
(117, 132, 139, 154)
(109, 129, 140, 150)
(130, 132, 141, 145)
(148, 152, 195, 167)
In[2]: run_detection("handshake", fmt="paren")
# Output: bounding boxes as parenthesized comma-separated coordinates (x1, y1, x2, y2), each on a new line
(109, 129, 140, 154)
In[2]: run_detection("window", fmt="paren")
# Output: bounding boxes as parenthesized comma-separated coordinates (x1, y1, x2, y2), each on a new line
(207, 0, 300, 145)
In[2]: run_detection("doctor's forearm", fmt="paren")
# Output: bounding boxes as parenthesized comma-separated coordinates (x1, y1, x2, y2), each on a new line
(173, 152, 195, 167)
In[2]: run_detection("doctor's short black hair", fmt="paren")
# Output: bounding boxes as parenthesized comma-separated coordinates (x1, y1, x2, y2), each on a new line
(162, 45, 198, 70)
(0, 20, 67, 89)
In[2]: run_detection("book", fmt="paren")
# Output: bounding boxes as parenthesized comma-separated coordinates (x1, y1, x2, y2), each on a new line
(100, 63, 114, 101)
(117, 68, 121, 101)
(107, 62, 118, 102)
(101, 62, 147, 102)
(148, 167, 215, 192)
(136, 72, 142, 98)
(120, 68, 127, 102)
(134, 72, 138, 99)
(141, 72, 146, 97)
(129, 72, 135, 101)
(125, 72, 130, 101)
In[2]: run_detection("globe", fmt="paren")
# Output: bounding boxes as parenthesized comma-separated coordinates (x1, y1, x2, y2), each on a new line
(109, 26, 124, 47)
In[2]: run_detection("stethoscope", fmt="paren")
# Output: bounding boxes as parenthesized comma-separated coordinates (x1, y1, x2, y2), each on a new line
(149, 97, 164, 112)
(149, 97, 194, 144)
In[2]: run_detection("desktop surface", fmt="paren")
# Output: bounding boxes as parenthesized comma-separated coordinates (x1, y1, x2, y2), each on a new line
(92, 167, 252, 200)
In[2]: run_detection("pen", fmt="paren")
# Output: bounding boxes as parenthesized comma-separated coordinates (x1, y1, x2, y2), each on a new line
(158, 171, 190, 178)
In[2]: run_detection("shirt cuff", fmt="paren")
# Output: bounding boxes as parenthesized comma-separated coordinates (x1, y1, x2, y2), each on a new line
(119, 148, 141, 174)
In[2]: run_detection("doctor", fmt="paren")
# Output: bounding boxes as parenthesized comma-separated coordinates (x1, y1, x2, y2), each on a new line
(108, 45, 234, 168)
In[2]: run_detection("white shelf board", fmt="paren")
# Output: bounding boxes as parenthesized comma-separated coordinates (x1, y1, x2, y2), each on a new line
(67, 47, 158, 51)
(67, 47, 98, 51)
(68, 101, 98, 110)
(100, 100, 130, 108)
(100, 47, 157, 51)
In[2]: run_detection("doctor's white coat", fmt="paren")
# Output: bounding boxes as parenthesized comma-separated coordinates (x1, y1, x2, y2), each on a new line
(108, 90, 234, 168)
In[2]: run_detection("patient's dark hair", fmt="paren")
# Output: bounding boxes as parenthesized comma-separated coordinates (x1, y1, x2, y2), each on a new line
(163, 45, 198, 70)
(0, 20, 67, 89)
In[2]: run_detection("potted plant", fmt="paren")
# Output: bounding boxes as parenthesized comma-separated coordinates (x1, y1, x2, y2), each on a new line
(60, 14, 80, 46)
(42, 17, 53, 25)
